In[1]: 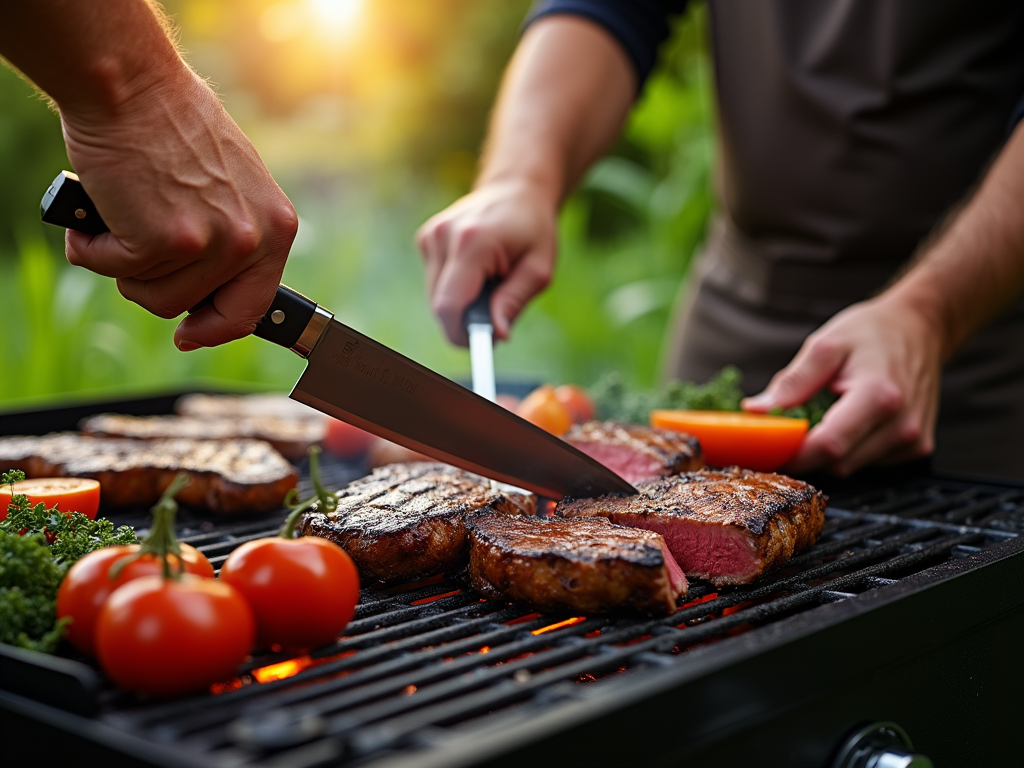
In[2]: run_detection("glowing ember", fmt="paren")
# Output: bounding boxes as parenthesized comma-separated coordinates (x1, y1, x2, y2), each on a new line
(411, 589, 462, 605)
(209, 677, 246, 695)
(478, 646, 491, 654)
(682, 592, 719, 608)
(403, 684, 417, 695)
(531, 617, 586, 635)
(252, 657, 315, 683)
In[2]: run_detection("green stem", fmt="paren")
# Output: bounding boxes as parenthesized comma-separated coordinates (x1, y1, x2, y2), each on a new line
(110, 473, 190, 580)
(280, 446, 336, 538)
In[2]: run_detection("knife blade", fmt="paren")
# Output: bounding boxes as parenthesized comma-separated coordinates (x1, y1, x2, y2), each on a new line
(463, 279, 498, 402)
(41, 171, 637, 499)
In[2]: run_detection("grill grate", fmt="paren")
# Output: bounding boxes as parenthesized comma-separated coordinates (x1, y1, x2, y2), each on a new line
(55, 470, 1018, 768)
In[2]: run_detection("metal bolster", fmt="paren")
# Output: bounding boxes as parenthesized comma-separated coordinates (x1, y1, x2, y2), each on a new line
(292, 306, 333, 358)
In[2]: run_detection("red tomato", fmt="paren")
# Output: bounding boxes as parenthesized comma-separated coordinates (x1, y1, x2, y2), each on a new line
(516, 385, 573, 436)
(554, 384, 596, 423)
(0, 477, 101, 521)
(57, 543, 215, 656)
(219, 536, 359, 650)
(322, 418, 376, 459)
(96, 575, 254, 698)
(650, 410, 809, 471)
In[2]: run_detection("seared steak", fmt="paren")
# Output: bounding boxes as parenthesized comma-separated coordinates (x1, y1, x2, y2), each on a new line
(0, 433, 298, 512)
(563, 421, 703, 484)
(299, 463, 535, 583)
(175, 392, 325, 421)
(80, 413, 325, 462)
(468, 512, 686, 615)
(557, 467, 826, 586)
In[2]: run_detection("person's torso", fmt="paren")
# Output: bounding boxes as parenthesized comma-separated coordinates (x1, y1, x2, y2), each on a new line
(705, 0, 1024, 304)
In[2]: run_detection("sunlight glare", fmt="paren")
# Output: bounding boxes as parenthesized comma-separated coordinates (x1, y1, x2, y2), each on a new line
(308, 0, 364, 31)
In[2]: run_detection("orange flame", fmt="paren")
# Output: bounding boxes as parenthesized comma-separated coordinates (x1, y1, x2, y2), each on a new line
(478, 646, 491, 654)
(531, 617, 586, 635)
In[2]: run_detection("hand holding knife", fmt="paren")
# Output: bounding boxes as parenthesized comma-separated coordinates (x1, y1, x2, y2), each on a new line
(41, 171, 636, 499)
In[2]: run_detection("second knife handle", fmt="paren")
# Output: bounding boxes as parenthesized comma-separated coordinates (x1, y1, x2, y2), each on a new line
(463, 278, 499, 329)
(39, 170, 321, 350)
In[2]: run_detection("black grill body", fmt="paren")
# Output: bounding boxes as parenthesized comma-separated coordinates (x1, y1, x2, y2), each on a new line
(1, 393, 1021, 768)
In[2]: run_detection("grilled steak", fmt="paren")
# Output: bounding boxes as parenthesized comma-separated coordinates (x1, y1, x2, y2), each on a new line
(298, 463, 535, 583)
(563, 421, 703, 484)
(0, 433, 298, 513)
(175, 392, 324, 421)
(557, 467, 826, 586)
(80, 413, 325, 462)
(468, 512, 687, 615)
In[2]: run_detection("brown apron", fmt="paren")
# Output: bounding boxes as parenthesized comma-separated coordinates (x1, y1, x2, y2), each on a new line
(664, 0, 1024, 479)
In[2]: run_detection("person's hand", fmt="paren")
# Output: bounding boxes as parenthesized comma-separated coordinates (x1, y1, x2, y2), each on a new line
(416, 179, 558, 346)
(60, 63, 297, 350)
(742, 295, 945, 476)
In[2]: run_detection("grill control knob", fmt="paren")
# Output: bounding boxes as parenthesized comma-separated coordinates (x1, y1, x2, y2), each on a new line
(832, 722, 934, 768)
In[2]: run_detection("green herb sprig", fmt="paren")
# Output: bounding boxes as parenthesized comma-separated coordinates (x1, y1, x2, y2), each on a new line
(1, 469, 137, 653)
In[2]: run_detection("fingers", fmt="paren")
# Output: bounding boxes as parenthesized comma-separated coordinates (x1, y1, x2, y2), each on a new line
(171, 261, 283, 349)
(830, 383, 939, 474)
(742, 333, 848, 413)
(783, 376, 904, 474)
(66, 230, 147, 279)
(490, 244, 555, 340)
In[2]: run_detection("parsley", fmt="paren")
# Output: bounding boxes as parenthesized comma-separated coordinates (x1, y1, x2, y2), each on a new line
(589, 366, 835, 425)
(0, 469, 137, 653)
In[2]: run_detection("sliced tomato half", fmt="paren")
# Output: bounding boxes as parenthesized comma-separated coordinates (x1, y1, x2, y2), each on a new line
(0, 477, 102, 520)
(650, 410, 809, 472)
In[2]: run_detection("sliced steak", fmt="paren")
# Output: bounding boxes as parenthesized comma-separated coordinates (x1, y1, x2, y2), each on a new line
(468, 512, 686, 615)
(0, 433, 298, 513)
(80, 413, 325, 462)
(563, 421, 703, 484)
(298, 463, 535, 584)
(557, 467, 826, 586)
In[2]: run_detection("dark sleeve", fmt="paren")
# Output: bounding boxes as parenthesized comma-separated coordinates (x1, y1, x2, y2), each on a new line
(1011, 93, 1024, 132)
(526, 0, 689, 87)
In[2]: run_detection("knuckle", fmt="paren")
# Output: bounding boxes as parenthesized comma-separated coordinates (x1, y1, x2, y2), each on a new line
(895, 418, 922, 446)
(872, 381, 903, 417)
(804, 333, 840, 360)
(815, 435, 848, 464)
(225, 221, 261, 262)
(167, 224, 208, 259)
(453, 224, 481, 251)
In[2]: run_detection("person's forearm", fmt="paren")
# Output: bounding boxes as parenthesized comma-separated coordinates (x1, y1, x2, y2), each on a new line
(0, 0, 184, 119)
(475, 15, 637, 208)
(886, 122, 1024, 359)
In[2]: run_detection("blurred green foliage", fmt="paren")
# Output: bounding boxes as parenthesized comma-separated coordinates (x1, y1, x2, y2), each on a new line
(0, 1, 713, 407)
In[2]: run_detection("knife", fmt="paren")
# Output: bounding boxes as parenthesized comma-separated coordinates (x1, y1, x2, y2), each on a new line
(462, 279, 498, 402)
(41, 171, 637, 499)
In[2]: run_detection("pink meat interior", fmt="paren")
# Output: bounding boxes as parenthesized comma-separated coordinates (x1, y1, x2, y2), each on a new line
(612, 513, 760, 582)
(660, 539, 689, 597)
(569, 442, 666, 485)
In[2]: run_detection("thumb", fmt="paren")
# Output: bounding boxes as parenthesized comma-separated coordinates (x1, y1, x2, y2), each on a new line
(743, 337, 846, 412)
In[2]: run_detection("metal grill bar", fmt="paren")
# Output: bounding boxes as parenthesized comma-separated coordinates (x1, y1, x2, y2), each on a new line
(91, 492, 1016, 768)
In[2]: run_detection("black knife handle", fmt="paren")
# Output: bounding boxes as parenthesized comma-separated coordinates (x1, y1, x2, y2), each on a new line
(39, 171, 323, 351)
(41, 171, 110, 235)
(462, 277, 499, 329)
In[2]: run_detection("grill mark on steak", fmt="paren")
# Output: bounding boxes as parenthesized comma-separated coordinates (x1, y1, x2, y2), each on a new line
(556, 467, 826, 586)
(563, 421, 703, 484)
(80, 413, 324, 462)
(468, 512, 686, 615)
(298, 463, 536, 584)
(0, 433, 298, 513)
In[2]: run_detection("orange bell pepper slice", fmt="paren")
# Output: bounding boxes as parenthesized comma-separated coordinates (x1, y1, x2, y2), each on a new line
(650, 410, 809, 472)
